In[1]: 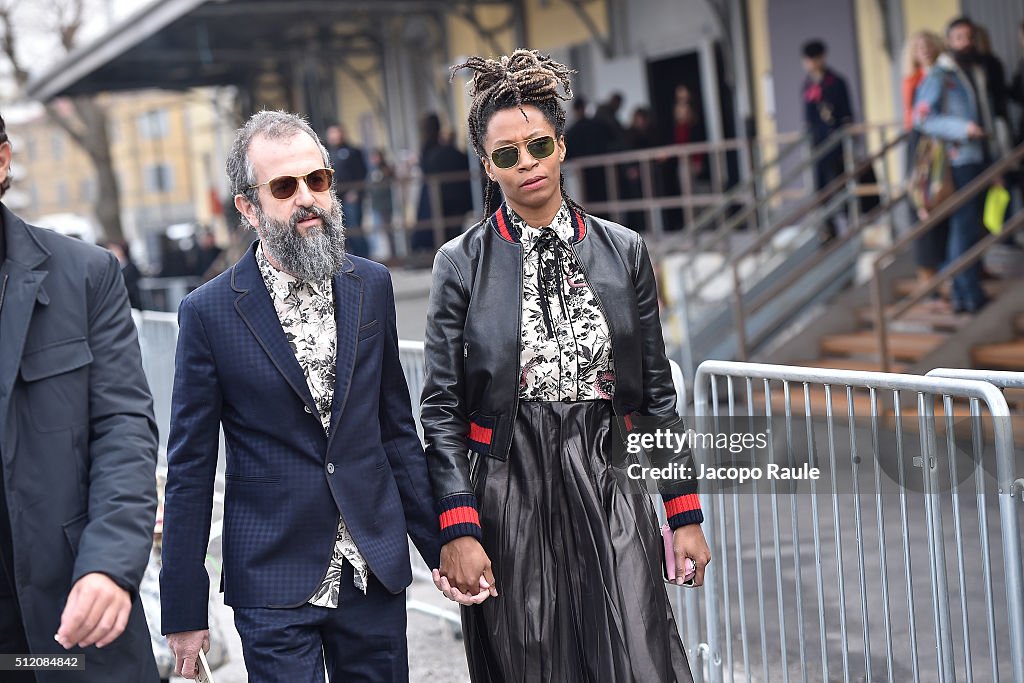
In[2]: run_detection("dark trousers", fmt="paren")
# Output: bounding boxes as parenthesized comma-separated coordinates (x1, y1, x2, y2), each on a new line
(0, 593, 36, 682)
(233, 565, 408, 683)
(947, 162, 987, 311)
(814, 148, 846, 237)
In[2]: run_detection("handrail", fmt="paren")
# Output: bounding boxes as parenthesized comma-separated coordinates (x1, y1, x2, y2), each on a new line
(870, 142, 1024, 372)
(731, 132, 907, 265)
(562, 131, 805, 235)
(693, 124, 898, 246)
(684, 123, 903, 298)
(727, 130, 910, 359)
(685, 125, 851, 261)
(685, 132, 810, 233)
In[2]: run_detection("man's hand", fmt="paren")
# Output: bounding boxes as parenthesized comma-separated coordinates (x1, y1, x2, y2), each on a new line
(432, 569, 493, 605)
(167, 629, 210, 680)
(966, 121, 985, 139)
(673, 524, 712, 587)
(55, 572, 132, 649)
(439, 537, 497, 596)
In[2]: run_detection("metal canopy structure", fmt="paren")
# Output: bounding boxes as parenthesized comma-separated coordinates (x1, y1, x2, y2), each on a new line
(36, 1, 391, 94)
(26, 0, 519, 148)
(27, 0, 512, 99)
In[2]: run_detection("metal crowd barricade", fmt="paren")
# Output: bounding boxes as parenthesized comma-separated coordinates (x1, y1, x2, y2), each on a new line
(132, 309, 182, 456)
(681, 360, 1023, 683)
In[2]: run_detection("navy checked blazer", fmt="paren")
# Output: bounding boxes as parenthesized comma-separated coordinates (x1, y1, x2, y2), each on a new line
(160, 242, 441, 635)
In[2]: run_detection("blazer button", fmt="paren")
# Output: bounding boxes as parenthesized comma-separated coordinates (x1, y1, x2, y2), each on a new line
(327, 463, 335, 474)
(304, 406, 312, 414)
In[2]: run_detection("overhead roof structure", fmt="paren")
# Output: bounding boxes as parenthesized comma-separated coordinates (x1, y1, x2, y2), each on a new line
(25, 0, 510, 101)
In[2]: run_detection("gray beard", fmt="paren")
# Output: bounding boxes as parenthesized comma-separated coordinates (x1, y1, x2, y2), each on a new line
(255, 198, 346, 281)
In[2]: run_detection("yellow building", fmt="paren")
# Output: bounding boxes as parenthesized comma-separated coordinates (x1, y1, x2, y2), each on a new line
(7, 87, 235, 261)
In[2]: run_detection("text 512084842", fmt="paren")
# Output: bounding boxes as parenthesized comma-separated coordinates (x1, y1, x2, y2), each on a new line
(0, 655, 84, 671)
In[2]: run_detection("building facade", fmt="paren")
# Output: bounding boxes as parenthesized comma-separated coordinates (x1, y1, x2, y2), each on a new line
(7, 87, 235, 263)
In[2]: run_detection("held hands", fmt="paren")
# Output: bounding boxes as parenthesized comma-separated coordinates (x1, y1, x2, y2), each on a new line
(434, 536, 498, 605)
(672, 525, 712, 587)
(55, 572, 132, 650)
(167, 629, 211, 680)
(965, 122, 985, 139)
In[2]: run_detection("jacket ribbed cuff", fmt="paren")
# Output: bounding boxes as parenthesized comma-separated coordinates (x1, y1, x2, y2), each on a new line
(438, 493, 483, 544)
(664, 493, 703, 529)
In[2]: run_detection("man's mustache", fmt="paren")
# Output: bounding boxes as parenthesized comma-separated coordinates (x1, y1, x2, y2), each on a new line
(291, 205, 332, 227)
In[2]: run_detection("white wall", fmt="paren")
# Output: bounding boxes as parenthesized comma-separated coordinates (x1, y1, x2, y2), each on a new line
(626, 0, 721, 61)
(572, 0, 725, 120)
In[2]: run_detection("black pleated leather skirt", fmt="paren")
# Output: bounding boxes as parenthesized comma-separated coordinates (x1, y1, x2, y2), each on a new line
(462, 400, 694, 682)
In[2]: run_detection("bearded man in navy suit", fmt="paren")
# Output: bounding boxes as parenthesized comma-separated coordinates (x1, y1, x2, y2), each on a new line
(160, 110, 441, 682)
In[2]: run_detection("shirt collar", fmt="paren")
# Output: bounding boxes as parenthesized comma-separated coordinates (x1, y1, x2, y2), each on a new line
(256, 243, 332, 300)
(509, 202, 574, 253)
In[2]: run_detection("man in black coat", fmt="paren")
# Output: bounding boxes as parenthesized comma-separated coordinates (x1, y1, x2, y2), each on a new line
(326, 123, 369, 257)
(564, 97, 610, 204)
(801, 39, 854, 241)
(0, 112, 160, 681)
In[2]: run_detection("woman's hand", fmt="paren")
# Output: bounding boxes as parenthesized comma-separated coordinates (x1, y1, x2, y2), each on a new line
(439, 537, 498, 597)
(432, 569, 493, 605)
(672, 524, 712, 587)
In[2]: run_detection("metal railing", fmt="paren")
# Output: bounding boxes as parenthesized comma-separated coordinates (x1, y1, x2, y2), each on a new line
(328, 130, 816, 265)
(562, 132, 808, 241)
(726, 127, 910, 360)
(686, 360, 1024, 683)
(870, 142, 1024, 371)
(678, 122, 901, 301)
(663, 123, 907, 377)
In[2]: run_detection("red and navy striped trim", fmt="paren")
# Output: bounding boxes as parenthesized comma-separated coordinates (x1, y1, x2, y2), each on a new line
(490, 204, 519, 243)
(489, 204, 588, 244)
(467, 415, 496, 455)
(438, 493, 483, 543)
(571, 209, 587, 242)
(664, 493, 703, 529)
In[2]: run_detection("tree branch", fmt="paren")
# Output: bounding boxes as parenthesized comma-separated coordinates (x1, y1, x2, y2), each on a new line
(0, 2, 30, 86)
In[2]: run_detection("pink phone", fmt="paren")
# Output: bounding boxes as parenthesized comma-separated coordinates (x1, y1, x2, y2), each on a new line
(661, 524, 696, 586)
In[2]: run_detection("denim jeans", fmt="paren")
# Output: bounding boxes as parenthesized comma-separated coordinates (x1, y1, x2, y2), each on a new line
(947, 162, 987, 311)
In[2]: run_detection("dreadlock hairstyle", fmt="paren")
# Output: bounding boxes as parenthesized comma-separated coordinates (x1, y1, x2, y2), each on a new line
(450, 49, 586, 219)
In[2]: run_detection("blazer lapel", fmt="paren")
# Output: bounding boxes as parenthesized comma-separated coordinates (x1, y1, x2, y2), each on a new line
(327, 259, 361, 443)
(231, 243, 318, 417)
(0, 209, 50, 410)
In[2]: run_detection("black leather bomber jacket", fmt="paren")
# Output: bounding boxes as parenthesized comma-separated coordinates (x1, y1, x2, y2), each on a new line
(420, 205, 702, 542)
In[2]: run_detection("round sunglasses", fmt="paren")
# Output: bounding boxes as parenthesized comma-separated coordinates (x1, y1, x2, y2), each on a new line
(249, 168, 335, 200)
(488, 135, 557, 169)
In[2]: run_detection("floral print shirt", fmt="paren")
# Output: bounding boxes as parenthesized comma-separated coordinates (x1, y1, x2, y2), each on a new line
(511, 203, 615, 401)
(257, 244, 369, 605)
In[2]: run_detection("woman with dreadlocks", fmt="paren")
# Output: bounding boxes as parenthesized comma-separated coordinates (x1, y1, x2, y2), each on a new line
(420, 49, 710, 682)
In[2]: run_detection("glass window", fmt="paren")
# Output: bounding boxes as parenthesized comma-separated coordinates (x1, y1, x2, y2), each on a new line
(137, 109, 169, 139)
(144, 163, 174, 193)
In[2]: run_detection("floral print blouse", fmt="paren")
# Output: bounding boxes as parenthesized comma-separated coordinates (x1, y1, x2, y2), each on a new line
(257, 245, 369, 605)
(510, 203, 616, 401)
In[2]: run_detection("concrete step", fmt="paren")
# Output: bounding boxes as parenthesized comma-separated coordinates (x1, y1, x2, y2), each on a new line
(856, 302, 972, 332)
(972, 341, 1024, 371)
(819, 331, 946, 362)
(893, 277, 1004, 299)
